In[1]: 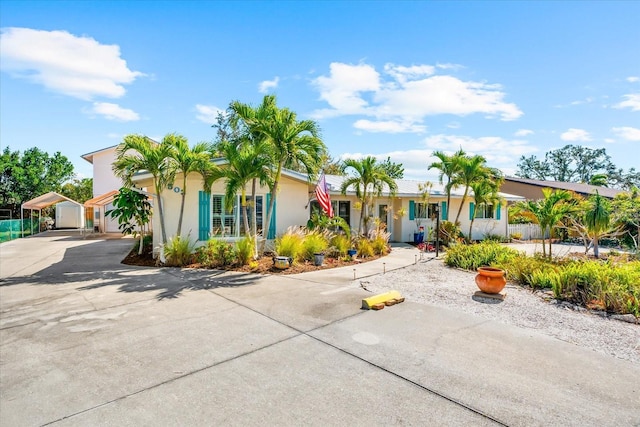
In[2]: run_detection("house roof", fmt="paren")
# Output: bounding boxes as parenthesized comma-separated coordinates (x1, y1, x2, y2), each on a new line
(84, 190, 119, 207)
(21, 192, 83, 210)
(504, 176, 625, 199)
(81, 145, 118, 164)
(323, 175, 523, 201)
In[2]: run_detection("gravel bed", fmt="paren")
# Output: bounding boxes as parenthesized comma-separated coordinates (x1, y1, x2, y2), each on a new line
(359, 254, 640, 364)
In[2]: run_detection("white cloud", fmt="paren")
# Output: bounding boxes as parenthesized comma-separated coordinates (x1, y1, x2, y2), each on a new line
(422, 134, 538, 167)
(560, 128, 592, 142)
(613, 93, 640, 111)
(612, 126, 640, 141)
(353, 119, 426, 133)
(604, 138, 615, 144)
(0, 27, 144, 100)
(626, 76, 639, 83)
(514, 129, 534, 137)
(311, 62, 522, 129)
(107, 133, 121, 139)
(89, 102, 140, 121)
(258, 76, 280, 93)
(312, 62, 381, 116)
(195, 104, 223, 124)
(338, 149, 439, 181)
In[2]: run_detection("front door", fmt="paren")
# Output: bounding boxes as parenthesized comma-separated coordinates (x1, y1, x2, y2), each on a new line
(378, 203, 391, 234)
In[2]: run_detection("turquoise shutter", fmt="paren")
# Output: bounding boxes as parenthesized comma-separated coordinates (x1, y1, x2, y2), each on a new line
(496, 203, 501, 220)
(198, 191, 210, 241)
(441, 201, 447, 221)
(469, 202, 475, 220)
(266, 193, 277, 239)
(409, 200, 415, 220)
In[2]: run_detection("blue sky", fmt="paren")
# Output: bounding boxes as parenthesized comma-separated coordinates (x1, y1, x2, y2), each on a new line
(1, 1, 639, 182)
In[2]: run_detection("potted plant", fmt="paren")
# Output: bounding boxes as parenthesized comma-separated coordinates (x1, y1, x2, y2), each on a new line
(313, 252, 325, 266)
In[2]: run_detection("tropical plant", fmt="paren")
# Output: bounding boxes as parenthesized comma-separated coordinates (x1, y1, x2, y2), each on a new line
(166, 134, 216, 236)
(356, 238, 375, 258)
(307, 212, 350, 239)
(235, 235, 255, 265)
(113, 135, 176, 245)
(105, 187, 152, 255)
(467, 177, 502, 243)
(511, 188, 576, 258)
(330, 234, 350, 257)
(197, 238, 238, 268)
(583, 191, 613, 258)
(452, 154, 490, 225)
(443, 240, 520, 270)
(163, 234, 196, 267)
(301, 231, 329, 261)
(611, 188, 640, 252)
(230, 95, 326, 246)
(428, 149, 465, 221)
(275, 226, 305, 261)
(340, 156, 398, 235)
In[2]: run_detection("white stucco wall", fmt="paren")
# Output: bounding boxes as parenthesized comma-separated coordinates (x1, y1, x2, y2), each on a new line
(91, 148, 123, 197)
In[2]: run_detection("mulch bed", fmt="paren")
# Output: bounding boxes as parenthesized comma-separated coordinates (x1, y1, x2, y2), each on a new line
(122, 242, 384, 274)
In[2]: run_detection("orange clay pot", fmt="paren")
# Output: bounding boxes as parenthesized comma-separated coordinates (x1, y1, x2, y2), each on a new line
(475, 267, 507, 294)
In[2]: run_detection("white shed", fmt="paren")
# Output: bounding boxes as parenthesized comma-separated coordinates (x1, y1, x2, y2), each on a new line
(55, 200, 85, 229)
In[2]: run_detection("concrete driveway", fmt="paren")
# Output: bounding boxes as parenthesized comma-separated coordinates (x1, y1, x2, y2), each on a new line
(1, 232, 639, 426)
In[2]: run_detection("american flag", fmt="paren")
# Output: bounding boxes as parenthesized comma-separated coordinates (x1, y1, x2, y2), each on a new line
(315, 173, 334, 217)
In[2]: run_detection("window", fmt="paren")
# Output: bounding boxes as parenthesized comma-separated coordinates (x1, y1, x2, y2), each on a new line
(415, 202, 438, 219)
(475, 203, 495, 219)
(310, 200, 350, 226)
(211, 194, 264, 237)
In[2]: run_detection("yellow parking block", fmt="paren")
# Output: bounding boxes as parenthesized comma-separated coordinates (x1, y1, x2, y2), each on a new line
(362, 290, 402, 309)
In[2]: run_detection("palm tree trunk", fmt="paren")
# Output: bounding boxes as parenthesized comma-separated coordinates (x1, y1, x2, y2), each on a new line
(251, 178, 258, 259)
(241, 188, 250, 238)
(154, 181, 168, 244)
(454, 187, 469, 225)
(445, 179, 451, 221)
(541, 226, 547, 258)
(177, 174, 187, 236)
(262, 163, 282, 252)
(593, 236, 600, 258)
(468, 217, 475, 243)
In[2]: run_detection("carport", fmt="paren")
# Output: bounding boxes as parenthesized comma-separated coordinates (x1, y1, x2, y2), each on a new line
(84, 190, 119, 233)
(20, 192, 84, 237)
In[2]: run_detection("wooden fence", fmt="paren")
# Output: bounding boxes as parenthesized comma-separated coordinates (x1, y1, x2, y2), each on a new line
(507, 223, 549, 240)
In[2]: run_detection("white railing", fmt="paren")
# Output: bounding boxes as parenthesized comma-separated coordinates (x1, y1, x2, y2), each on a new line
(507, 224, 549, 240)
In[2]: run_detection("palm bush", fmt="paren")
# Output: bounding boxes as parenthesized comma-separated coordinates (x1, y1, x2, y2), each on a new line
(330, 234, 350, 257)
(164, 235, 196, 266)
(357, 238, 375, 258)
(197, 239, 238, 267)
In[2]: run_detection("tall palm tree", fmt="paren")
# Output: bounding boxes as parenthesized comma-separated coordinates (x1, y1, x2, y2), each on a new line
(112, 135, 176, 245)
(453, 154, 489, 225)
(584, 191, 611, 258)
(340, 156, 398, 235)
(232, 95, 326, 240)
(166, 134, 215, 236)
(428, 149, 465, 221)
(512, 188, 574, 258)
(215, 139, 272, 238)
(467, 179, 502, 243)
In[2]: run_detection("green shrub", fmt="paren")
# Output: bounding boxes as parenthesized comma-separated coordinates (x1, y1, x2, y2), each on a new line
(235, 236, 254, 266)
(197, 239, 238, 268)
(371, 235, 389, 255)
(444, 241, 520, 271)
(357, 238, 374, 258)
(275, 227, 305, 262)
(302, 232, 329, 261)
(505, 255, 556, 288)
(439, 221, 462, 246)
(164, 235, 196, 267)
(330, 234, 350, 257)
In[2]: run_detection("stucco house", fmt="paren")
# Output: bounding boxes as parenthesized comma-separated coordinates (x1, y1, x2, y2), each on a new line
(81, 145, 124, 233)
(130, 165, 521, 251)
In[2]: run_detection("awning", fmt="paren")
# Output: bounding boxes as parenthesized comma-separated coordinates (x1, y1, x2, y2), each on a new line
(84, 190, 119, 208)
(21, 192, 82, 210)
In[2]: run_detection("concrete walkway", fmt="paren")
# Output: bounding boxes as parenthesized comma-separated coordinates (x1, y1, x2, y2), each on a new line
(1, 234, 638, 426)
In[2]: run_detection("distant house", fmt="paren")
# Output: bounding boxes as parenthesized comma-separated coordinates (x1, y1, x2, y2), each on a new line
(81, 145, 123, 233)
(500, 176, 626, 200)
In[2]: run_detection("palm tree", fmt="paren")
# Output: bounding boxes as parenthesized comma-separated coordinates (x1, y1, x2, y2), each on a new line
(232, 95, 326, 240)
(112, 134, 176, 245)
(428, 149, 465, 221)
(512, 188, 574, 258)
(453, 154, 489, 225)
(467, 179, 502, 243)
(584, 191, 611, 258)
(166, 134, 215, 236)
(215, 139, 272, 238)
(340, 156, 398, 235)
